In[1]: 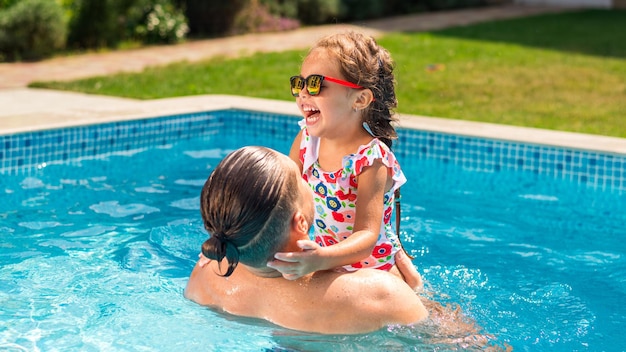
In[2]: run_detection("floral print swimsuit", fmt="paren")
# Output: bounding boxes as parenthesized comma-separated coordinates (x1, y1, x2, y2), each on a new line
(298, 124, 407, 271)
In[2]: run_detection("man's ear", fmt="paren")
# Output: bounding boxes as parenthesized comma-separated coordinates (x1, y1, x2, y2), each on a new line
(292, 211, 309, 235)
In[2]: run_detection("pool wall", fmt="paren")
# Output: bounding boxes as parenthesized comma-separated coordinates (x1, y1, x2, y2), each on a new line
(1, 109, 624, 193)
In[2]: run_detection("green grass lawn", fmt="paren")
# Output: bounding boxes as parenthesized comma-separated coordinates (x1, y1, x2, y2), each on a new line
(31, 9, 626, 138)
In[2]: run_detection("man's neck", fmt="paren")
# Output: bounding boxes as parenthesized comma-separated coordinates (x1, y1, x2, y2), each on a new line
(245, 265, 283, 278)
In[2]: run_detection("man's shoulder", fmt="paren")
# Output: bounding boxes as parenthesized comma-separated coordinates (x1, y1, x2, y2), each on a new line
(327, 269, 407, 301)
(319, 269, 427, 329)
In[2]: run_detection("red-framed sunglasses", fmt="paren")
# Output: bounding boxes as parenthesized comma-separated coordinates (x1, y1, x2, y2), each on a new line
(290, 74, 364, 97)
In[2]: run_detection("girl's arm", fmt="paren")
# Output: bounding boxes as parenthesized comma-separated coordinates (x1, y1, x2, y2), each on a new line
(268, 159, 391, 279)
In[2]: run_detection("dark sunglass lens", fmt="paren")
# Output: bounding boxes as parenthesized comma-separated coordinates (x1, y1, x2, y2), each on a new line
(307, 75, 323, 95)
(290, 76, 304, 96)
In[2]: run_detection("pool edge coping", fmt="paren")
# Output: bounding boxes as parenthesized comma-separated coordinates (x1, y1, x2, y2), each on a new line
(1, 88, 625, 156)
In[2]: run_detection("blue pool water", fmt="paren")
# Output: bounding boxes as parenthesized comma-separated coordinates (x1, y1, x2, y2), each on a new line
(1, 110, 625, 351)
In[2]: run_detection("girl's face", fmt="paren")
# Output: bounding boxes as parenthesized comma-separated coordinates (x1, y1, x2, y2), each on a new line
(296, 48, 362, 139)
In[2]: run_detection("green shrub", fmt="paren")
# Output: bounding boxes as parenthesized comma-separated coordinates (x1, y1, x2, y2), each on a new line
(0, 0, 20, 9)
(297, 0, 340, 25)
(232, 0, 299, 34)
(174, 0, 247, 37)
(0, 0, 67, 61)
(134, 0, 189, 43)
(65, 0, 189, 48)
(301, 0, 487, 23)
(338, 0, 384, 21)
(66, 0, 121, 48)
(260, 0, 298, 19)
(423, 0, 486, 11)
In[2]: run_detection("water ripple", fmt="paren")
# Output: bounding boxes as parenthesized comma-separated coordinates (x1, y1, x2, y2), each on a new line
(89, 201, 160, 218)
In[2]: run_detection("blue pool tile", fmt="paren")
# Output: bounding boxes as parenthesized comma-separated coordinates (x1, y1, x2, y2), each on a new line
(1, 109, 625, 193)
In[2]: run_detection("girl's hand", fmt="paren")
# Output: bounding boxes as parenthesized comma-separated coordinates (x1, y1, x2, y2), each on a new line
(267, 240, 325, 280)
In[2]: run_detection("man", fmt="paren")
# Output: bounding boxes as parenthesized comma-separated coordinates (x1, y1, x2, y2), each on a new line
(185, 146, 427, 334)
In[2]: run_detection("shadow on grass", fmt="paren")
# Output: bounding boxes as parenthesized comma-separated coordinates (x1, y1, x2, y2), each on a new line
(427, 9, 626, 59)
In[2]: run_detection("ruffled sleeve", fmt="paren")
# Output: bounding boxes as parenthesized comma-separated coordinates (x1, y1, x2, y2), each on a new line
(297, 119, 319, 174)
(339, 139, 406, 192)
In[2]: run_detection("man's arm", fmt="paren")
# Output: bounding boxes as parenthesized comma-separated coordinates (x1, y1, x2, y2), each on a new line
(317, 270, 428, 334)
(361, 270, 429, 327)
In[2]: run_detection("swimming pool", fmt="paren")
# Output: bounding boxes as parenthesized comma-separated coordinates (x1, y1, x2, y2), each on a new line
(1, 108, 625, 351)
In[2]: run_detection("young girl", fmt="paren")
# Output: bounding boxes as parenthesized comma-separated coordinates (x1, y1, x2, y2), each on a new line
(267, 31, 422, 290)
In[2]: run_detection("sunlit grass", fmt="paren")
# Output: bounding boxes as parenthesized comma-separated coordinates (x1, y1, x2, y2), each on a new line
(385, 32, 626, 137)
(31, 9, 626, 138)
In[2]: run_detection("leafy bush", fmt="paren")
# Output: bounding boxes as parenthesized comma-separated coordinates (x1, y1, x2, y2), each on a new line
(294, 0, 487, 23)
(232, 0, 299, 34)
(260, 0, 298, 19)
(338, 0, 385, 21)
(423, 0, 487, 11)
(64, 0, 189, 48)
(174, 0, 247, 37)
(134, 0, 189, 44)
(0, 0, 20, 9)
(66, 0, 121, 48)
(297, 0, 340, 25)
(176, 0, 302, 37)
(0, 0, 67, 61)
